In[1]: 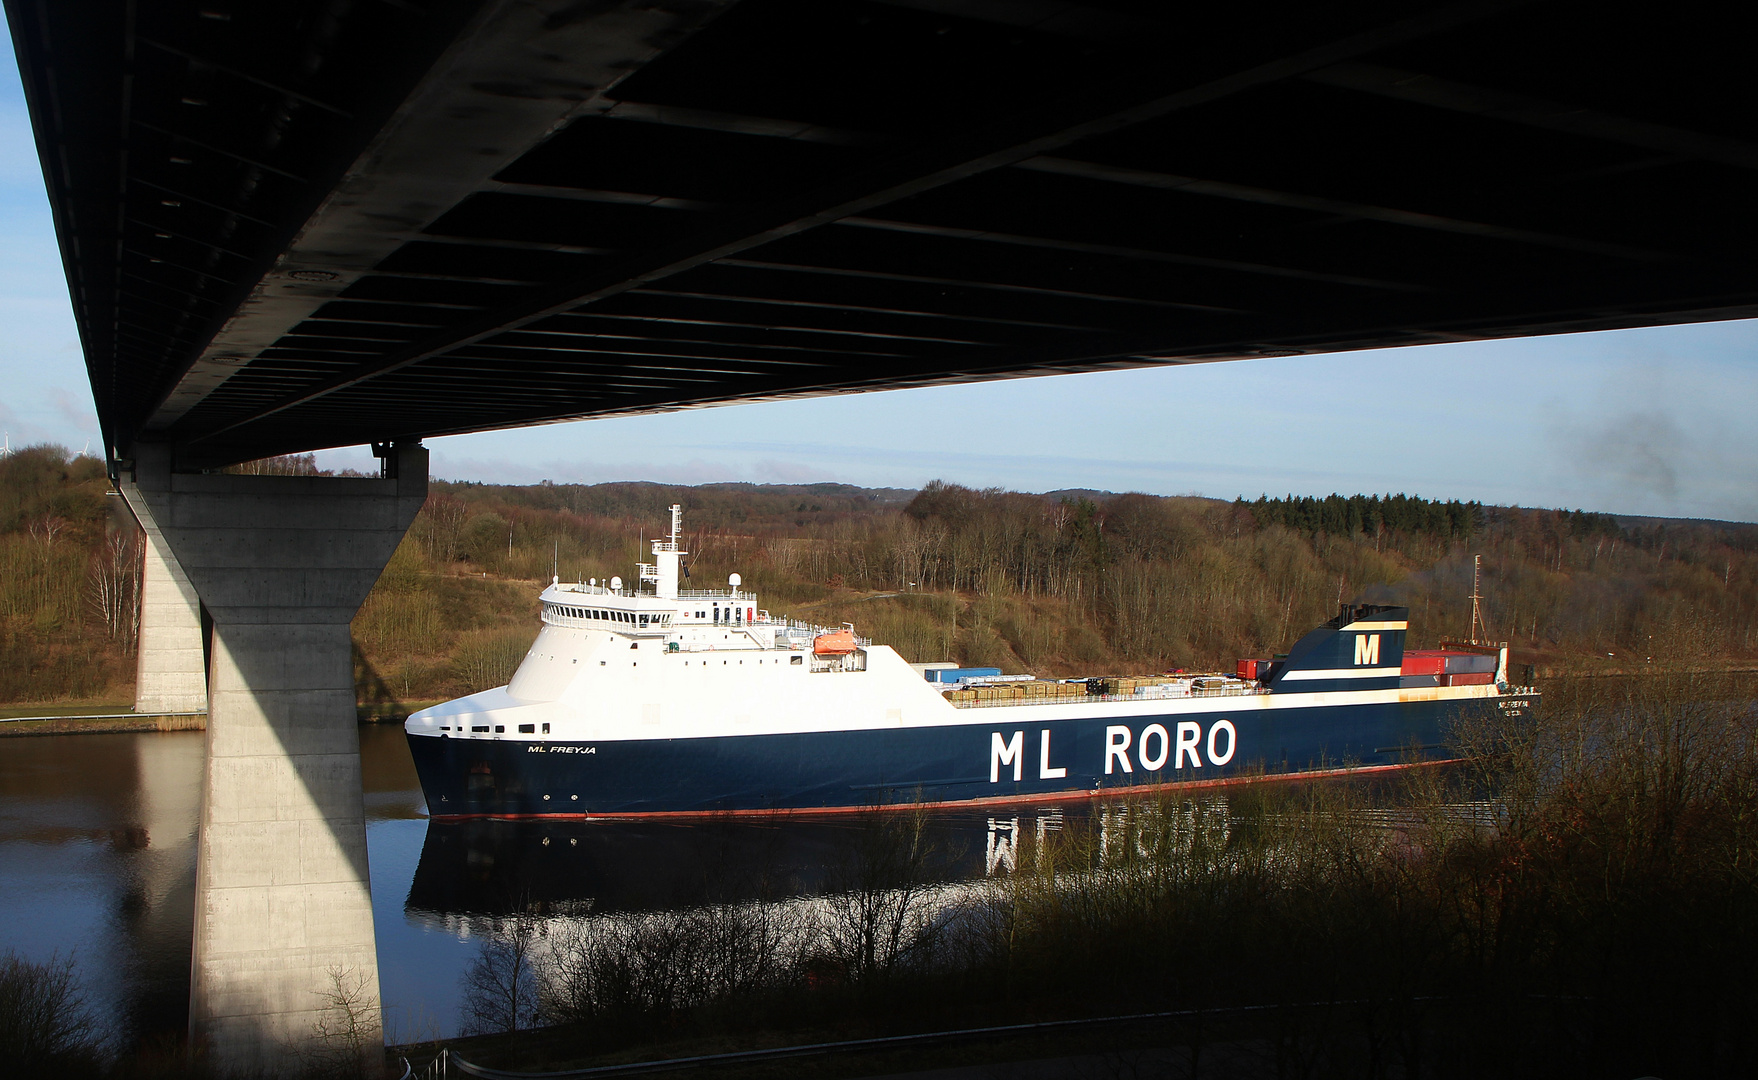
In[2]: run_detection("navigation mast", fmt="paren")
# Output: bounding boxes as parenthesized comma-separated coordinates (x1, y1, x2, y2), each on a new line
(1468, 554, 1487, 646)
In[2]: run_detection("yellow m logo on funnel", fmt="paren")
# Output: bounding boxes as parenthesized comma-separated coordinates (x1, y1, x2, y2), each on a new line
(1354, 634, 1380, 665)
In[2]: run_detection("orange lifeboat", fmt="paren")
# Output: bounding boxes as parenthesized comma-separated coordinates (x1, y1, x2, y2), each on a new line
(813, 624, 858, 655)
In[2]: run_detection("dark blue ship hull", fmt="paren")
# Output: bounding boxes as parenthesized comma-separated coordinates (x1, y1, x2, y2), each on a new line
(407, 694, 1529, 818)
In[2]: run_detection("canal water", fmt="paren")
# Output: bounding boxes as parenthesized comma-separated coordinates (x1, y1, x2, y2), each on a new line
(0, 725, 1055, 1049)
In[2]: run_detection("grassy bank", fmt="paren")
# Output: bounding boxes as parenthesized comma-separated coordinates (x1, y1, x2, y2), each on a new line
(0, 714, 205, 738)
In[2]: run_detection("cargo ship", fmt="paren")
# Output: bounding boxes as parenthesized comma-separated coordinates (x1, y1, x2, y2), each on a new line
(405, 507, 1536, 818)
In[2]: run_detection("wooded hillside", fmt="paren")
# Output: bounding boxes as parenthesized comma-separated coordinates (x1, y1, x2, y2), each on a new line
(2, 443, 1753, 707)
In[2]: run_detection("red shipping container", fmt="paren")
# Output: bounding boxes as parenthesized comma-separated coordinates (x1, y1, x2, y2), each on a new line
(1402, 651, 1447, 676)
(1444, 672, 1495, 686)
(1237, 659, 1271, 680)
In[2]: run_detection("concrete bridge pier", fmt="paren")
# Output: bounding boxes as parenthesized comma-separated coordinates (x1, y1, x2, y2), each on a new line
(118, 442, 428, 1073)
(133, 517, 208, 715)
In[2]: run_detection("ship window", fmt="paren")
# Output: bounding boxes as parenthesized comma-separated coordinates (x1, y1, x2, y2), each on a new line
(494, 725, 505, 733)
(791, 656, 803, 665)
(472, 725, 489, 732)
(630, 642, 639, 650)
(518, 724, 535, 734)
(541, 723, 550, 734)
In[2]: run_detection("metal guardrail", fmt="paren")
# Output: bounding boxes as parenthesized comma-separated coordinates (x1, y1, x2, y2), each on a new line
(0, 711, 207, 724)
(443, 1000, 1415, 1079)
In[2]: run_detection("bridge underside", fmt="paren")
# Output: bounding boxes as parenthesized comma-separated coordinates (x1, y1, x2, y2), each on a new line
(11, 0, 1758, 470)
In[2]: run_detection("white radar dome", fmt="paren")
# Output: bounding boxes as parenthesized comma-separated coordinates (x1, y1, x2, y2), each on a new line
(728, 573, 742, 588)
(610, 576, 623, 591)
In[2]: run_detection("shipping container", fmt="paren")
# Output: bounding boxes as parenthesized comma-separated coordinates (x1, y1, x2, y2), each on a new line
(1444, 653, 1497, 675)
(1237, 658, 1272, 680)
(923, 667, 1002, 683)
(1404, 650, 1496, 676)
(1402, 652, 1447, 676)
(1443, 672, 1495, 686)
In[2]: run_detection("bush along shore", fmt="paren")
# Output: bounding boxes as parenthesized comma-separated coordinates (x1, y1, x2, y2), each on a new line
(4, 444, 1755, 713)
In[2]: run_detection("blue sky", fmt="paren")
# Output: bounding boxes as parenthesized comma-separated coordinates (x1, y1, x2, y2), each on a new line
(5, 17, 1755, 522)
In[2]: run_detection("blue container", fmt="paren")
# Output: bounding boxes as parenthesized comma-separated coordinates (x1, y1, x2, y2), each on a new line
(1443, 653, 1496, 675)
(924, 667, 1003, 683)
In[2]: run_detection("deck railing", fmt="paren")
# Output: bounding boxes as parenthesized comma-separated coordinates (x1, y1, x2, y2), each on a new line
(945, 686, 1271, 708)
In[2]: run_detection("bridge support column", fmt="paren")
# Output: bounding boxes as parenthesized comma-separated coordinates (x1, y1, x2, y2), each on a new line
(133, 519, 208, 714)
(118, 442, 427, 1073)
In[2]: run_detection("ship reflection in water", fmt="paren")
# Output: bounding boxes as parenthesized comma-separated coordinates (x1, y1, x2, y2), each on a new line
(0, 721, 1268, 1049)
(404, 808, 1079, 926)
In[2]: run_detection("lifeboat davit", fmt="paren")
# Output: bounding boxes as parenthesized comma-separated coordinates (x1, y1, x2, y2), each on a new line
(813, 624, 858, 655)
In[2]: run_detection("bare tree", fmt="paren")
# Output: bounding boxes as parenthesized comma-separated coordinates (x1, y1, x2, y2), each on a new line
(86, 529, 141, 653)
(817, 809, 945, 986)
(306, 964, 380, 1080)
(25, 514, 70, 549)
(226, 453, 324, 476)
(0, 951, 104, 1079)
(460, 918, 541, 1037)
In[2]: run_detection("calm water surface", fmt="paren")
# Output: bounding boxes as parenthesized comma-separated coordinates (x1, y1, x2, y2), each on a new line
(0, 725, 1046, 1047)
